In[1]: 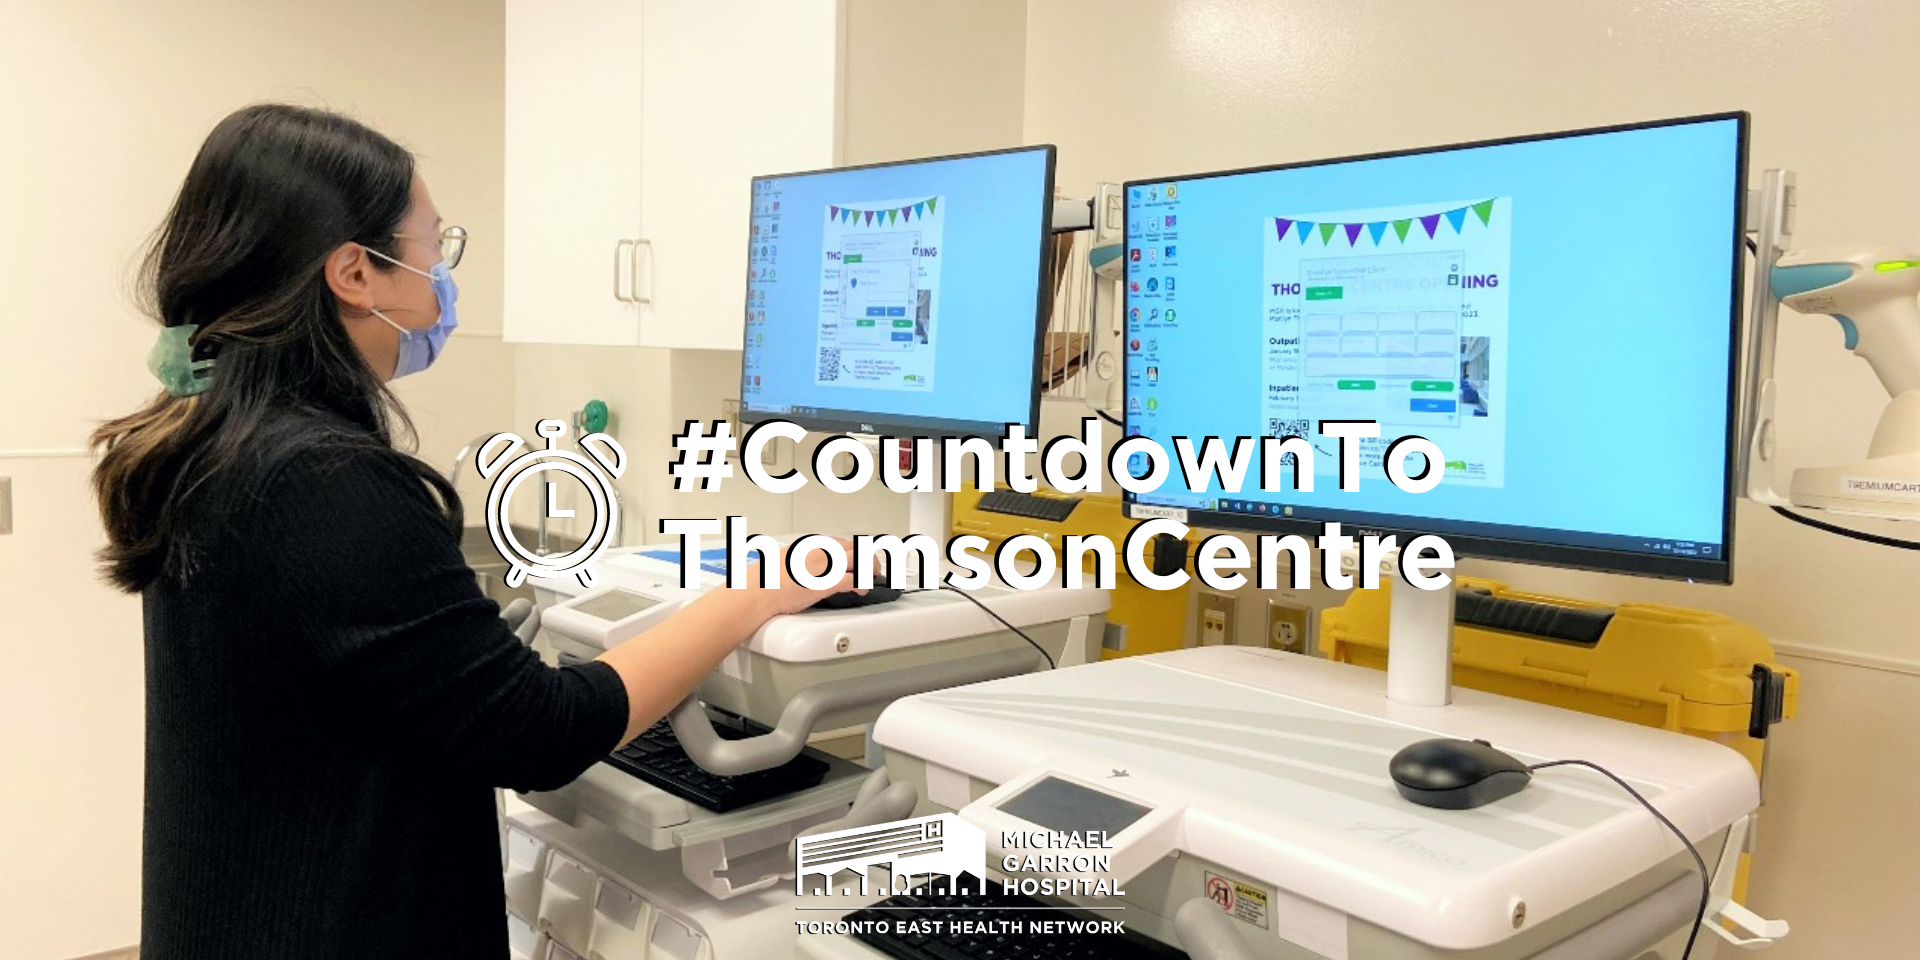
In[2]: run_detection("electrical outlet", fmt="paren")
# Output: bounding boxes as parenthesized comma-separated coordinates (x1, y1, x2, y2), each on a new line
(721, 398, 744, 462)
(1196, 591, 1237, 647)
(764, 437, 792, 473)
(0, 476, 10, 535)
(1266, 599, 1311, 654)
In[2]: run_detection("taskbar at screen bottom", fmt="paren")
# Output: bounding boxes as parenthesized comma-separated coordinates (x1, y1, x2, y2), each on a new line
(1126, 498, 1731, 583)
(741, 406, 1033, 440)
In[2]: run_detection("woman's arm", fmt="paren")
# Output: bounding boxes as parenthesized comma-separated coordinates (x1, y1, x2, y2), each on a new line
(245, 447, 868, 791)
(594, 544, 863, 743)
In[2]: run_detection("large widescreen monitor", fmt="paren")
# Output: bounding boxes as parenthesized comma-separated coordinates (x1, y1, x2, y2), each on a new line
(1124, 114, 1748, 582)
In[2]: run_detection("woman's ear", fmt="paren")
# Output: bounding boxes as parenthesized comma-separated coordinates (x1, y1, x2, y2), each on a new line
(325, 242, 375, 315)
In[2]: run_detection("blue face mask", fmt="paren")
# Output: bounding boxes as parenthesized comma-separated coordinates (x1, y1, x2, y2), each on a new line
(365, 246, 459, 379)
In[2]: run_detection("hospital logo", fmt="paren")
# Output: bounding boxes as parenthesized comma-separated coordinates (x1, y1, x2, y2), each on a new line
(795, 813, 988, 896)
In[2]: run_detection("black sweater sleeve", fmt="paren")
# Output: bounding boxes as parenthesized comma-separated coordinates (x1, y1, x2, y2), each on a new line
(237, 445, 630, 792)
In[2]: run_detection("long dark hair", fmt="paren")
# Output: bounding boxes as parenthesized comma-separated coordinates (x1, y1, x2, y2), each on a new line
(91, 103, 459, 592)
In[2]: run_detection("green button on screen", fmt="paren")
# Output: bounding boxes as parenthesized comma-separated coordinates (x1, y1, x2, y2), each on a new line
(856, 319, 875, 327)
(1305, 287, 1344, 301)
(1336, 380, 1376, 390)
(1411, 380, 1454, 392)
(893, 320, 913, 328)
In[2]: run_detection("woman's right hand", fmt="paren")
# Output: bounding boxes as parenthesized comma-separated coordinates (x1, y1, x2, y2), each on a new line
(596, 537, 885, 744)
(735, 537, 877, 619)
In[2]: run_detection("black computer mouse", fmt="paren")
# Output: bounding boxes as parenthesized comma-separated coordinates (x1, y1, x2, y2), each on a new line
(808, 585, 904, 610)
(1389, 738, 1533, 810)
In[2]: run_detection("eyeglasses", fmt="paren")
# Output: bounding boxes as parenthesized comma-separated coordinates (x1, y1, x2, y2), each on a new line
(393, 225, 468, 270)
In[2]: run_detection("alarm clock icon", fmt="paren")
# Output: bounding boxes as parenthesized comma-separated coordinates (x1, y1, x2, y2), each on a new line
(475, 419, 626, 588)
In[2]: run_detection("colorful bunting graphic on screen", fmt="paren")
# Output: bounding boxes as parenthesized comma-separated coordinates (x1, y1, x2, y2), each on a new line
(828, 198, 942, 226)
(1272, 201, 1499, 247)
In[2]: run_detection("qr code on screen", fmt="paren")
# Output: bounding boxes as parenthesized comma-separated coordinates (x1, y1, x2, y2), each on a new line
(817, 348, 840, 382)
(1267, 418, 1310, 465)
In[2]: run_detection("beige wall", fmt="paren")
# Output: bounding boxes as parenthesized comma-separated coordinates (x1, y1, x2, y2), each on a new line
(1024, 0, 1920, 955)
(0, 2, 508, 958)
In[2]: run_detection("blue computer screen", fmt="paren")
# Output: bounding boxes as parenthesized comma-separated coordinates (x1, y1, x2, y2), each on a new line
(740, 146, 1055, 437)
(1124, 116, 1744, 577)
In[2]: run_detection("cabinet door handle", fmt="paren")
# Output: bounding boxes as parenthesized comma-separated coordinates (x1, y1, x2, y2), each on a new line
(631, 238, 653, 305)
(613, 239, 635, 303)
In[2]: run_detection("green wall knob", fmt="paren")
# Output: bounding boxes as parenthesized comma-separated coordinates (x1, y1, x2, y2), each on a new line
(582, 399, 610, 435)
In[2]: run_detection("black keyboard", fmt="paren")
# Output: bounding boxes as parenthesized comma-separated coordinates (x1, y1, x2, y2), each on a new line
(602, 715, 831, 813)
(848, 875, 1187, 960)
(977, 490, 1081, 523)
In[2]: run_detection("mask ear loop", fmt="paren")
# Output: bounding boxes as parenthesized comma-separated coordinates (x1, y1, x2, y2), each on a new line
(368, 308, 410, 334)
(362, 244, 439, 333)
(363, 243, 436, 280)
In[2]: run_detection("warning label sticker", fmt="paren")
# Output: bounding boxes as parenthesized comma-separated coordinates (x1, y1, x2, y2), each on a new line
(1202, 870, 1271, 930)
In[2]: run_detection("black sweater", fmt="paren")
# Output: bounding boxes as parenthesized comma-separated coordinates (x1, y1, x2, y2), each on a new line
(140, 437, 630, 958)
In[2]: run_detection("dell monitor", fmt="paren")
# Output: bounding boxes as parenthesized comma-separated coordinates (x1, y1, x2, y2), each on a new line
(739, 145, 1057, 438)
(1124, 113, 1748, 582)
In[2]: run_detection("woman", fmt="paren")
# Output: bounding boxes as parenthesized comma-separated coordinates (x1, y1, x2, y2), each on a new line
(90, 103, 857, 958)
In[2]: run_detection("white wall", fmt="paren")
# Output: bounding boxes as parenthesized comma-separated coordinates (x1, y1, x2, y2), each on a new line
(1023, 0, 1920, 955)
(0, 2, 508, 957)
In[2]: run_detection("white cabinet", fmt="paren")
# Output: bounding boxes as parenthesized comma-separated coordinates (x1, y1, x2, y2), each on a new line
(637, 1, 840, 350)
(504, 0, 649, 346)
(504, 0, 840, 349)
(504, 0, 1027, 350)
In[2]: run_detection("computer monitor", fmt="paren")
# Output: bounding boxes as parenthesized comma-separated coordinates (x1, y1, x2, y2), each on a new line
(1124, 114, 1748, 582)
(739, 145, 1057, 438)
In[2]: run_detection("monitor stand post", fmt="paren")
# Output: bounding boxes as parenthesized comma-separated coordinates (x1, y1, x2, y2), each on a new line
(1346, 546, 1457, 707)
(851, 436, 951, 584)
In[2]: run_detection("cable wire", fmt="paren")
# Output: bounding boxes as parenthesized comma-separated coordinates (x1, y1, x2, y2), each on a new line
(1769, 504, 1920, 550)
(1529, 759, 1711, 960)
(904, 584, 1058, 670)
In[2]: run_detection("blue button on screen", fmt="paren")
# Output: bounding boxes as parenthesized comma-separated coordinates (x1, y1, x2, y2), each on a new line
(866, 307, 887, 317)
(891, 332, 913, 342)
(1410, 399, 1457, 413)
(886, 306, 907, 317)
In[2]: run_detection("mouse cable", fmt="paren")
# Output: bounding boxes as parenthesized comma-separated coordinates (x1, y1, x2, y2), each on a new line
(901, 585, 1058, 670)
(1529, 759, 1711, 960)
